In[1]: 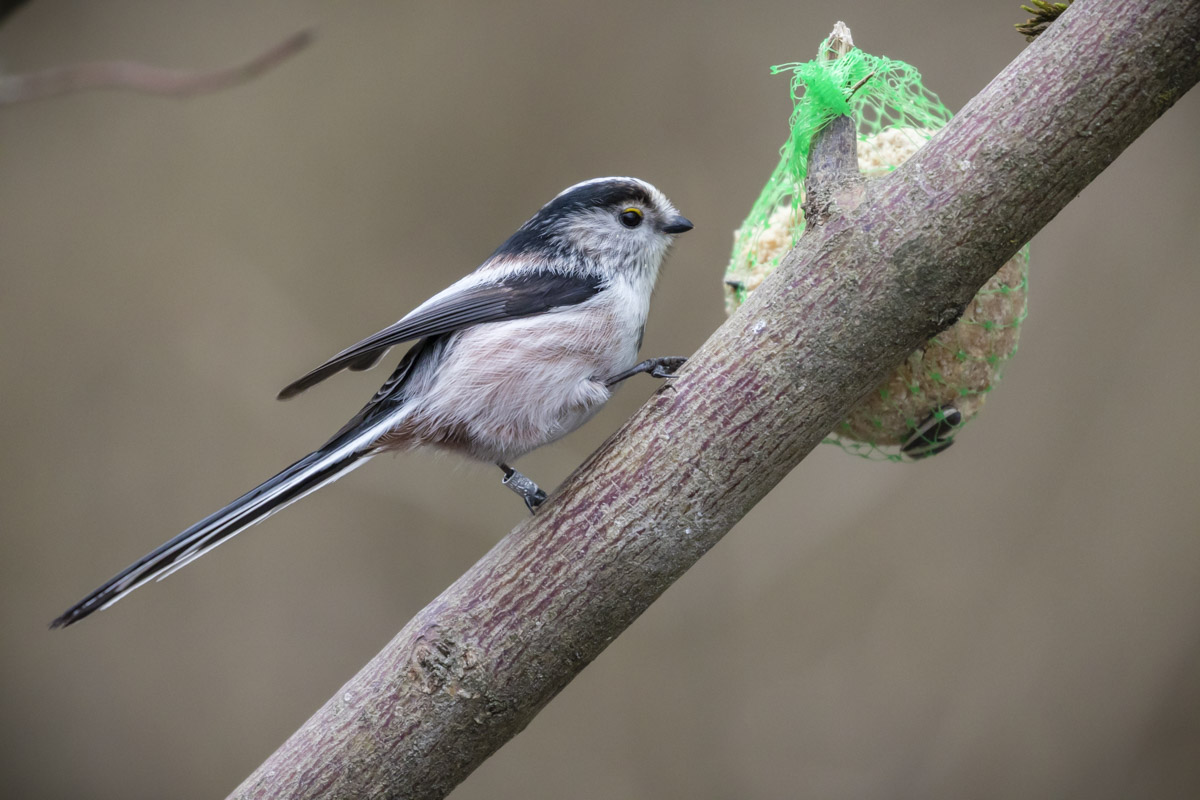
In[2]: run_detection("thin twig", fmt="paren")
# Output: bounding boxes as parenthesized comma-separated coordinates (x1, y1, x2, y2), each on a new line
(846, 71, 876, 99)
(0, 27, 314, 105)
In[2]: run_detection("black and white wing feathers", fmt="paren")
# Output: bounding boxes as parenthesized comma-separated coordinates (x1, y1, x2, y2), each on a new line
(277, 269, 604, 400)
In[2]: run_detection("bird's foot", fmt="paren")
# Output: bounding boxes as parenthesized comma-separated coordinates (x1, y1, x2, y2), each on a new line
(605, 356, 687, 388)
(901, 405, 963, 460)
(499, 463, 547, 513)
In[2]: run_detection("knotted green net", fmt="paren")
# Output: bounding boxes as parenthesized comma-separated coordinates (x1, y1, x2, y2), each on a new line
(723, 38, 1029, 461)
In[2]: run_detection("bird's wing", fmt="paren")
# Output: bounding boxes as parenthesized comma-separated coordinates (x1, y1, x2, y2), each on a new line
(277, 269, 605, 400)
(318, 335, 438, 446)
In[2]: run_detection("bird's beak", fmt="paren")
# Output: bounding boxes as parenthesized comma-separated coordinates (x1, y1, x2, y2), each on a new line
(661, 215, 694, 234)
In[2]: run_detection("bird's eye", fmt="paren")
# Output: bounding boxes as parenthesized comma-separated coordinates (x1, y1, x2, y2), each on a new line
(619, 208, 644, 228)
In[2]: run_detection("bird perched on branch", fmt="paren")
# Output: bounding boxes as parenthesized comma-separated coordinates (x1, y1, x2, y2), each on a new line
(52, 177, 693, 628)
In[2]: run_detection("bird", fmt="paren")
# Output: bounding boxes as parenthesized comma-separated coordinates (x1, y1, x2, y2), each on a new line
(51, 177, 692, 628)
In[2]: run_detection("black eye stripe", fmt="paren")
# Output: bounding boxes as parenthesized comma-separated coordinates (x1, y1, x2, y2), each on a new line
(492, 180, 657, 258)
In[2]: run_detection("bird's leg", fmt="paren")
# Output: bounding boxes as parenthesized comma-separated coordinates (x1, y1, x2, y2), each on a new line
(499, 462, 547, 513)
(605, 356, 687, 388)
(901, 405, 964, 459)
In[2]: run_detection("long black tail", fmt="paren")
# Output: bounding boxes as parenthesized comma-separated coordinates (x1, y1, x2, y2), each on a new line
(51, 442, 373, 628)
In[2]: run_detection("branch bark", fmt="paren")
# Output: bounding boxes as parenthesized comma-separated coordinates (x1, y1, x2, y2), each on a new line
(230, 1, 1200, 797)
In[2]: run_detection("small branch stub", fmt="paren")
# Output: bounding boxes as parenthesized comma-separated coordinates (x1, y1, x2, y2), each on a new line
(824, 20, 854, 57)
(801, 23, 866, 229)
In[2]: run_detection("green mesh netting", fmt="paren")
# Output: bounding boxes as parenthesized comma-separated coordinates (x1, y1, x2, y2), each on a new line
(723, 38, 1029, 462)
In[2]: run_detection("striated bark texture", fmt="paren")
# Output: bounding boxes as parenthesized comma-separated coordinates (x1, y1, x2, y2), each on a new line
(230, 1, 1200, 798)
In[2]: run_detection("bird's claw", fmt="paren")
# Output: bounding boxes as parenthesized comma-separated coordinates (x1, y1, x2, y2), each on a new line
(523, 487, 548, 513)
(650, 357, 687, 379)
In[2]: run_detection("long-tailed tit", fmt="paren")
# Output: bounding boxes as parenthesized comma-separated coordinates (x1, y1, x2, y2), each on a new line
(52, 177, 692, 628)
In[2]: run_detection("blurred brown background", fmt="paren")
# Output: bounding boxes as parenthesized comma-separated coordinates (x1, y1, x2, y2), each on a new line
(2, 2, 1197, 798)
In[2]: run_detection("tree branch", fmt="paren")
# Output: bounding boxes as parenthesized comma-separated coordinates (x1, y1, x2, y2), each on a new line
(229, 1, 1200, 797)
(0, 27, 313, 105)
